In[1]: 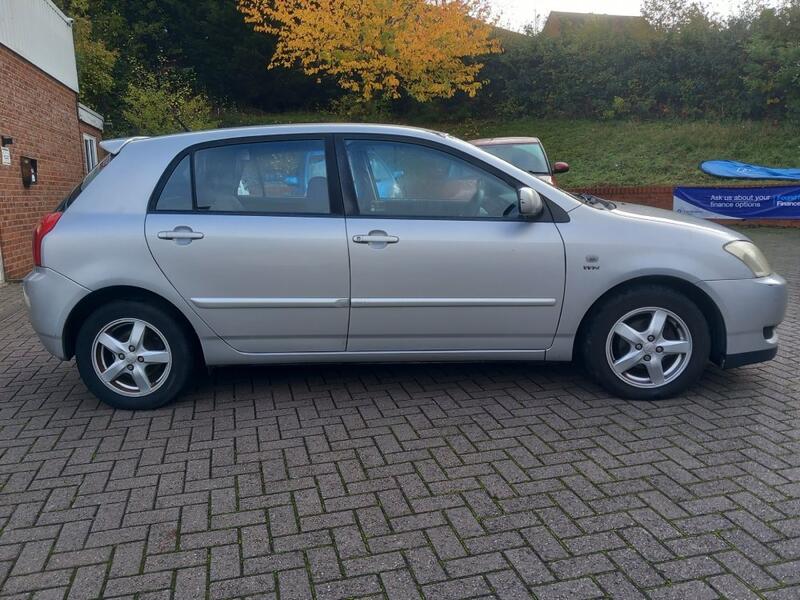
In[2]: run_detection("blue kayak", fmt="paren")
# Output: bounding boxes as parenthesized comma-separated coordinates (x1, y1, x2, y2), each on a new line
(701, 160, 800, 181)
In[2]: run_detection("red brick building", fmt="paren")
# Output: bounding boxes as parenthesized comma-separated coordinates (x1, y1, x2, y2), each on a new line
(0, 0, 104, 281)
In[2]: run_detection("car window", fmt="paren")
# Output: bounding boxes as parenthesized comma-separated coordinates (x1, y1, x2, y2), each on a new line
(345, 140, 519, 219)
(480, 143, 550, 174)
(193, 140, 330, 214)
(155, 156, 192, 211)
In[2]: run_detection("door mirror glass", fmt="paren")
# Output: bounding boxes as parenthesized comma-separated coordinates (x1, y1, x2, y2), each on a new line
(518, 187, 544, 218)
(552, 161, 570, 174)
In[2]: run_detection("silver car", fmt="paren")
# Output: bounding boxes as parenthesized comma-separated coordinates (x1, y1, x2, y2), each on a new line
(24, 124, 787, 409)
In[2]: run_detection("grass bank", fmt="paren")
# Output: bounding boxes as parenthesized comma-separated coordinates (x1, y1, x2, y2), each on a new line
(219, 112, 800, 187)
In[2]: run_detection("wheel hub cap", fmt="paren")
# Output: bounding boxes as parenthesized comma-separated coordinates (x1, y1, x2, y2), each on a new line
(605, 307, 693, 389)
(91, 318, 172, 397)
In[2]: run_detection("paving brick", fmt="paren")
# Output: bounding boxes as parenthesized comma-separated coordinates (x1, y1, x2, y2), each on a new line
(422, 575, 492, 600)
(406, 546, 447, 584)
(306, 545, 342, 582)
(277, 567, 313, 600)
(381, 568, 422, 600)
(649, 580, 719, 600)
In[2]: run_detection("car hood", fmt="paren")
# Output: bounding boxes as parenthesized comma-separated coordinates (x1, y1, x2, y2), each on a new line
(608, 201, 746, 242)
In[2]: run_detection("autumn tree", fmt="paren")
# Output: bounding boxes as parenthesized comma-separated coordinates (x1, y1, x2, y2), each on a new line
(236, 0, 501, 104)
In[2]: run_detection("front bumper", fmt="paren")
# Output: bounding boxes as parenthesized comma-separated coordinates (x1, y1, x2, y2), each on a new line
(23, 267, 90, 360)
(700, 273, 787, 368)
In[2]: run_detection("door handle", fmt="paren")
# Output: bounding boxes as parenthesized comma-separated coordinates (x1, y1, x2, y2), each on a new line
(157, 227, 204, 245)
(157, 229, 204, 241)
(353, 233, 399, 244)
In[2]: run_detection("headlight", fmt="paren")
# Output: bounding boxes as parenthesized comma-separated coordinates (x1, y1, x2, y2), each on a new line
(724, 240, 772, 277)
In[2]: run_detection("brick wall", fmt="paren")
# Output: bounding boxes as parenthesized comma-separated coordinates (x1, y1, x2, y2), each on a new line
(0, 44, 86, 281)
(568, 185, 800, 228)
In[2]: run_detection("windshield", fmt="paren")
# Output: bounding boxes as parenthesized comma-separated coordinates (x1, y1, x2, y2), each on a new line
(479, 143, 550, 174)
(58, 153, 114, 211)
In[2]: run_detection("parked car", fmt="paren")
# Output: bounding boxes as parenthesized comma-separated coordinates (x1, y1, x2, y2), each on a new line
(471, 136, 570, 185)
(25, 124, 786, 409)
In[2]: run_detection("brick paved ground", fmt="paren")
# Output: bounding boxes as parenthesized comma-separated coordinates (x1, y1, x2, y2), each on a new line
(0, 227, 798, 599)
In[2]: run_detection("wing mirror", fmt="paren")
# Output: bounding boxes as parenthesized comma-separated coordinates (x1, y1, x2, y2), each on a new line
(552, 161, 570, 174)
(518, 187, 544, 218)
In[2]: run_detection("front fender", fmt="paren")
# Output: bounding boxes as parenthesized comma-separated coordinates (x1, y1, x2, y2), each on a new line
(547, 205, 748, 360)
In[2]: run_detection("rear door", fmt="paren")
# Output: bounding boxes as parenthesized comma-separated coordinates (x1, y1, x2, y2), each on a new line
(339, 136, 566, 352)
(145, 136, 350, 353)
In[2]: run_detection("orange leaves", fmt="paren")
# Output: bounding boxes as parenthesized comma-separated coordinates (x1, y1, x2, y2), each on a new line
(236, 0, 500, 102)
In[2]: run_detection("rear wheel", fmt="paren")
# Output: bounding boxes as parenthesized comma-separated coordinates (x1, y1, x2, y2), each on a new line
(582, 285, 710, 400)
(75, 301, 193, 409)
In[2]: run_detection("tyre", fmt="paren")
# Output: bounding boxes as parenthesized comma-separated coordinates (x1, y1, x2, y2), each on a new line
(75, 300, 194, 409)
(582, 285, 710, 400)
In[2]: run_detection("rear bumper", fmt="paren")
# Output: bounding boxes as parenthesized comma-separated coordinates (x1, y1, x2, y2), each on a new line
(700, 273, 787, 368)
(23, 267, 90, 360)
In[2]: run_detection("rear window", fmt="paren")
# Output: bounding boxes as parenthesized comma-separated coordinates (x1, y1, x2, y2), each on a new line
(58, 152, 114, 211)
(480, 143, 549, 175)
(152, 139, 332, 214)
(155, 156, 192, 211)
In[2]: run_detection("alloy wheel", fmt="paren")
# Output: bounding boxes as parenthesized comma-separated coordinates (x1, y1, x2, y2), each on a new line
(91, 318, 172, 397)
(605, 307, 693, 389)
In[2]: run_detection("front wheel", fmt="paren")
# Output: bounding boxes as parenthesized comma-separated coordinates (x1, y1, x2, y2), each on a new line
(582, 285, 711, 400)
(75, 301, 194, 409)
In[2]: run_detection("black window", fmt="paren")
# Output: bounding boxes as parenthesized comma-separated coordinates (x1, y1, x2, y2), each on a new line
(155, 156, 192, 211)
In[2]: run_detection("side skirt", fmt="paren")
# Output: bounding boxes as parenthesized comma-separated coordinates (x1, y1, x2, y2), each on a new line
(200, 338, 547, 366)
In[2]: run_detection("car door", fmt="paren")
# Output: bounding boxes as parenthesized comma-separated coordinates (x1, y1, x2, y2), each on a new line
(339, 136, 566, 352)
(145, 136, 350, 353)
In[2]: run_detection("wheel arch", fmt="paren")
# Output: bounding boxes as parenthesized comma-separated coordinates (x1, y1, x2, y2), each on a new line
(573, 275, 726, 365)
(62, 285, 204, 363)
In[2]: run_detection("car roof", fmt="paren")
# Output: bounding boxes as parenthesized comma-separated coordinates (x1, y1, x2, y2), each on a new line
(102, 123, 456, 154)
(471, 137, 542, 145)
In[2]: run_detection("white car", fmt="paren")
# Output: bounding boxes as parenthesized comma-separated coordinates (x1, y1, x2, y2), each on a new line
(471, 136, 570, 185)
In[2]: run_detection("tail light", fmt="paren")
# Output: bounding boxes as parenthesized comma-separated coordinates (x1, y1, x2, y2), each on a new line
(32, 212, 62, 267)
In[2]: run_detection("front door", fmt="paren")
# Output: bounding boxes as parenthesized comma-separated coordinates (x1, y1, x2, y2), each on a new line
(340, 137, 565, 352)
(146, 137, 350, 353)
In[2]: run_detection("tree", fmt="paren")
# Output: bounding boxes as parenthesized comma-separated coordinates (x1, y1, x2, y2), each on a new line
(52, 0, 117, 108)
(122, 65, 219, 136)
(641, 0, 714, 32)
(236, 0, 501, 103)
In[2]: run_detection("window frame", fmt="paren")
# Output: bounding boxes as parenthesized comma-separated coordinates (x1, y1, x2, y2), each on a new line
(83, 133, 98, 174)
(335, 134, 560, 223)
(148, 134, 344, 217)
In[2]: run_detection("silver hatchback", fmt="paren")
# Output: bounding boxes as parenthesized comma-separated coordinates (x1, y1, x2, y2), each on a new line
(24, 124, 787, 409)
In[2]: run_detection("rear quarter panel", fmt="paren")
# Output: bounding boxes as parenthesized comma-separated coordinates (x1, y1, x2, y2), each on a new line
(41, 139, 221, 348)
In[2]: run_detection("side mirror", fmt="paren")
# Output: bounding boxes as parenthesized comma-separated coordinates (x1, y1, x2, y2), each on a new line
(552, 161, 570, 174)
(518, 187, 543, 218)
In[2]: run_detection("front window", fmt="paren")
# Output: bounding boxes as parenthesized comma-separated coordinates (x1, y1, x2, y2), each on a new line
(480, 143, 550, 175)
(345, 140, 519, 219)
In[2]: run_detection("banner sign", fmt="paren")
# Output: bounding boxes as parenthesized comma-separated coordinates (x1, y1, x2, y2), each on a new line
(673, 186, 800, 220)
